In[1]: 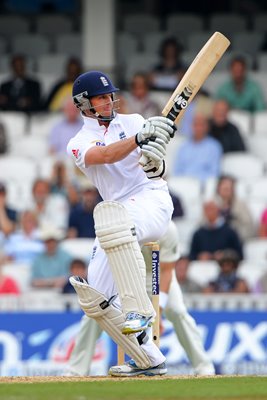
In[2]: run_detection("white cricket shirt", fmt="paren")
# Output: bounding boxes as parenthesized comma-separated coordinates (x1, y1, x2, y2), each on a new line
(67, 113, 168, 201)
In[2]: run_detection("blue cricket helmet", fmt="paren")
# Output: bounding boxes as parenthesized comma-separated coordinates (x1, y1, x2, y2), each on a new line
(72, 70, 119, 99)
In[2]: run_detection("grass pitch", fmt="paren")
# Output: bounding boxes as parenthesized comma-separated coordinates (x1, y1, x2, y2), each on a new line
(0, 376, 267, 400)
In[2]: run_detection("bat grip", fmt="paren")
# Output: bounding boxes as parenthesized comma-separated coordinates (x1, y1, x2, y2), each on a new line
(139, 154, 148, 166)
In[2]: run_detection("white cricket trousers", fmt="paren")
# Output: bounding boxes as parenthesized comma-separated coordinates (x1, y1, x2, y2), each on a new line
(87, 186, 173, 300)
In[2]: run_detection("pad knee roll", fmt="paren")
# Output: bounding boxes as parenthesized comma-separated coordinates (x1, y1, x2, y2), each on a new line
(94, 201, 155, 317)
(69, 277, 151, 369)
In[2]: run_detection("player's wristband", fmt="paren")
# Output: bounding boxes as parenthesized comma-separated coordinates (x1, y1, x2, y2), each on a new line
(159, 291, 169, 310)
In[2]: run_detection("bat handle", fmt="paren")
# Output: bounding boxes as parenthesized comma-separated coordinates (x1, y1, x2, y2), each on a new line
(139, 154, 148, 167)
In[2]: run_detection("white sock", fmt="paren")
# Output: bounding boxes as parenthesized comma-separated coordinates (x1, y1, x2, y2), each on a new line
(140, 338, 165, 367)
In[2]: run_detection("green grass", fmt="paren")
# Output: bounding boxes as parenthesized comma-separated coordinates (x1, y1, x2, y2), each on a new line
(0, 377, 267, 400)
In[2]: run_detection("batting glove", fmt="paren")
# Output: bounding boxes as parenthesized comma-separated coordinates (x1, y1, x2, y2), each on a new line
(135, 116, 176, 147)
(140, 138, 166, 165)
(142, 159, 167, 180)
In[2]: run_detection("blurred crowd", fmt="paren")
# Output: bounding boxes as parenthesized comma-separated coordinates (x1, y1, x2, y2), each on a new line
(1, 33, 267, 298)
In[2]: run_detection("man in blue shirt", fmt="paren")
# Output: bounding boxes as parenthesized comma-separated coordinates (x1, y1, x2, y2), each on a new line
(67, 180, 101, 238)
(173, 113, 222, 185)
(31, 225, 72, 289)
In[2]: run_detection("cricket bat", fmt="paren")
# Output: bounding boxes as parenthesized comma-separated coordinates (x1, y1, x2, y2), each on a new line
(139, 31, 230, 166)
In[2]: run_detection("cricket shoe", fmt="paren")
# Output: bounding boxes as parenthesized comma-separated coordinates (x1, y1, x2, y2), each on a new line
(121, 312, 155, 335)
(109, 359, 167, 377)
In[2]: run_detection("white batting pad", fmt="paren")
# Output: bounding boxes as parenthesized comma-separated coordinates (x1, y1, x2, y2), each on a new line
(94, 200, 155, 317)
(70, 277, 151, 369)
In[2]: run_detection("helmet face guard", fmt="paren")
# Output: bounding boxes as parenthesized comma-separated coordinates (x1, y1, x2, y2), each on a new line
(72, 71, 120, 120)
(73, 90, 91, 111)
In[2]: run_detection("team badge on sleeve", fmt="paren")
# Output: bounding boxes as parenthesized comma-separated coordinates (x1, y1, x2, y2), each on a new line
(119, 131, 126, 140)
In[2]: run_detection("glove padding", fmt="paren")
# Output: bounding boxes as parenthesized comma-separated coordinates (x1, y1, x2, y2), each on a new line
(135, 116, 175, 147)
(142, 159, 167, 180)
(140, 138, 166, 165)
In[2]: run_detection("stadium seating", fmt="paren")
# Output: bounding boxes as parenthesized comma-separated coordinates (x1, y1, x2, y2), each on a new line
(117, 32, 139, 64)
(2, 263, 32, 292)
(208, 13, 248, 35)
(167, 176, 203, 221)
(244, 238, 267, 262)
(253, 110, 267, 136)
(11, 34, 51, 58)
(122, 14, 161, 35)
(28, 112, 63, 138)
(252, 13, 267, 32)
(247, 136, 267, 163)
(0, 155, 38, 183)
(231, 31, 264, 58)
(228, 110, 252, 140)
(173, 218, 200, 255)
(34, 14, 74, 35)
(0, 15, 30, 37)
(36, 54, 69, 75)
(237, 260, 267, 292)
(54, 33, 82, 58)
(165, 13, 204, 33)
(221, 153, 265, 180)
(187, 260, 220, 288)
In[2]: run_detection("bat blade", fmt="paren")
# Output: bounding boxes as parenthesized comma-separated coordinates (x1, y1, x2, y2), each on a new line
(139, 31, 230, 166)
(162, 31, 230, 123)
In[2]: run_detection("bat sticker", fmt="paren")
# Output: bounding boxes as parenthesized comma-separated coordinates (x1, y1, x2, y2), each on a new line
(167, 84, 195, 121)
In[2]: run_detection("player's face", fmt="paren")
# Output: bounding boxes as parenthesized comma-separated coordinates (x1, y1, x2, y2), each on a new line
(90, 94, 113, 117)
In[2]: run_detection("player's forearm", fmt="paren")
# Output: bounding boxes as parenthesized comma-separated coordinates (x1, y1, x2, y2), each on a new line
(160, 261, 174, 293)
(85, 136, 137, 165)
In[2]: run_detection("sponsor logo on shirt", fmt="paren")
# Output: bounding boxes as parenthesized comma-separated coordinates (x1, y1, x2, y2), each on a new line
(90, 140, 105, 147)
(72, 149, 80, 158)
(119, 131, 126, 140)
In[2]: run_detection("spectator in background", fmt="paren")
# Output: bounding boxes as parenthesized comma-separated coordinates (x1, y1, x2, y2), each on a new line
(253, 269, 267, 293)
(121, 73, 161, 118)
(189, 199, 243, 261)
(62, 258, 87, 294)
(209, 99, 247, 153)
(215, 175, 255, 242)
(50, 160, 79, 206)
(44, 57, 83, 112)
(178, 89, 214, 139)
(31, 225, 72, 289)
(0, 54, 41, 112)
(258, 207, 267, 238)
(67, 180, 101, 238)
(173, 113, 222, 185)
(215, 55, 265, 112)
(30, 178, 69, 231)
(0, 252, 20, 295)
(0, 182, 17, 237)
(48, 97, 83, 156)
(4, 210, 44, 265)
(170, 190, 184, 219)
(149, 36, 187, 91)
(175, 255, 202, 293)
(0, 122, 8, 154)
(203, 249, 249, 293)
